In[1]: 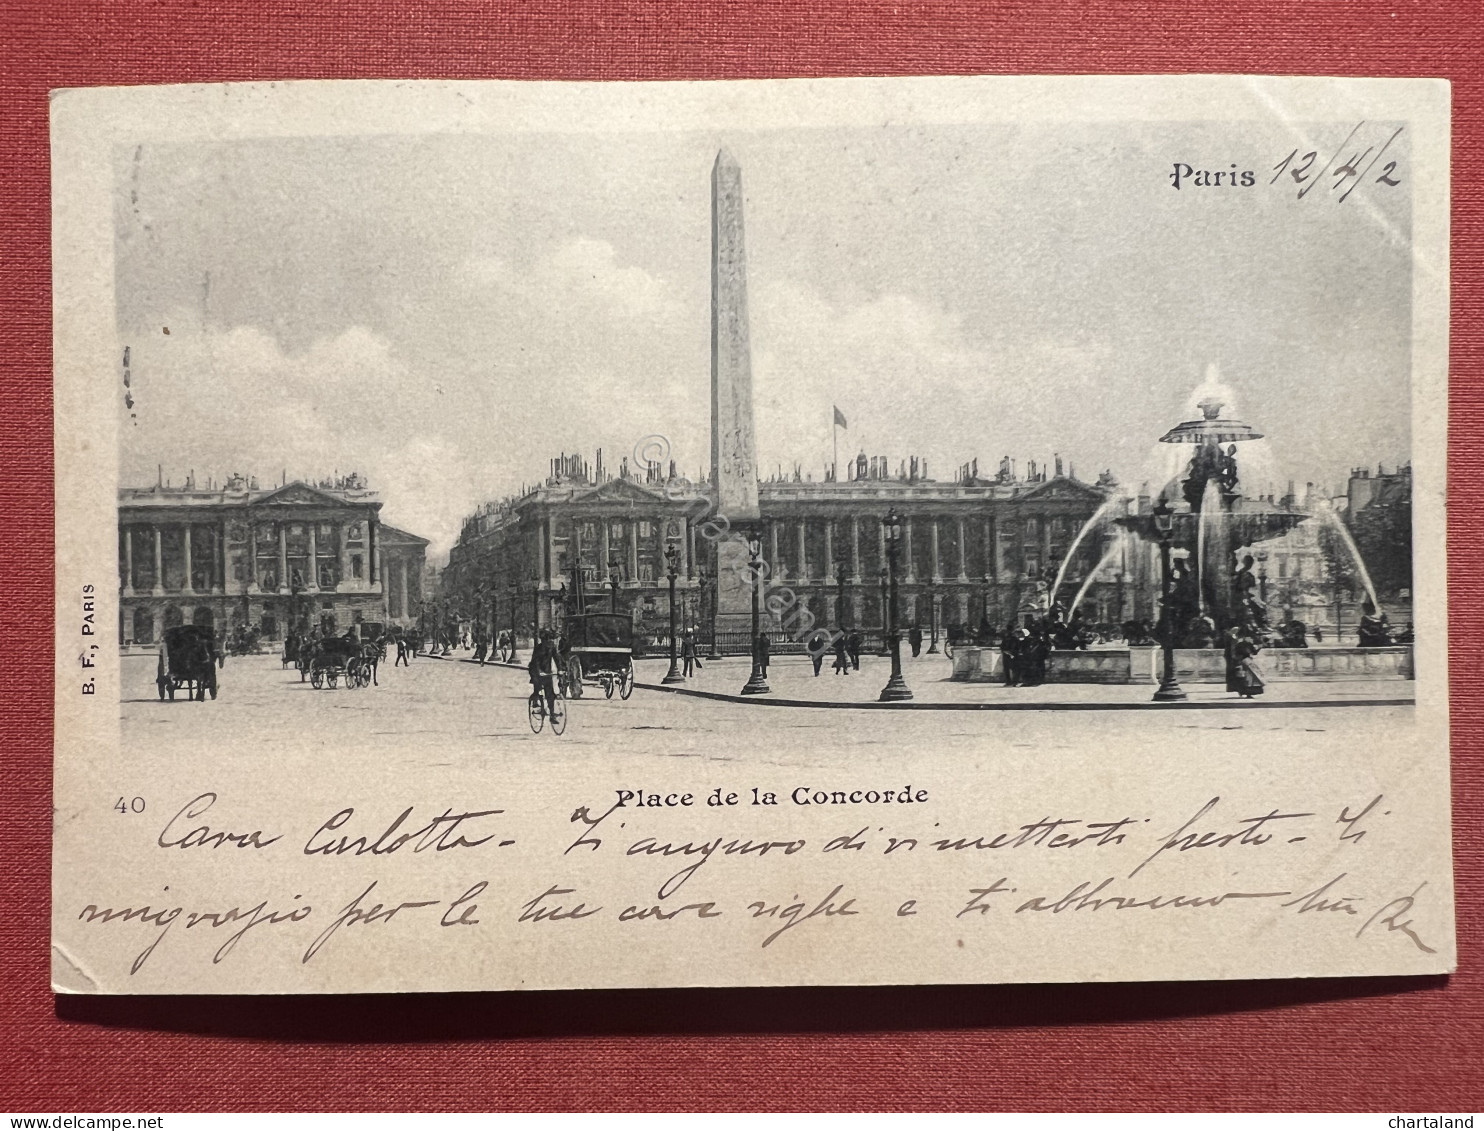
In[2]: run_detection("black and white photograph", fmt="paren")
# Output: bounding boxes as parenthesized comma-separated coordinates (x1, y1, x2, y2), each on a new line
(51, 76, 1454, 994)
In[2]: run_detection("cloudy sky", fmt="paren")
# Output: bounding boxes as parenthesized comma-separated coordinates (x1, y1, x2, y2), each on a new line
(115, 120, 1412, 560)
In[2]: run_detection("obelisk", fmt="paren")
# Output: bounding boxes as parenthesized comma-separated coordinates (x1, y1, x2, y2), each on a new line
(710, 148, 762, 627)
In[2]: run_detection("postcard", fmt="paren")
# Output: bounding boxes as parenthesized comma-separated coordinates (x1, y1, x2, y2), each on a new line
(50, 75, 1453, 993)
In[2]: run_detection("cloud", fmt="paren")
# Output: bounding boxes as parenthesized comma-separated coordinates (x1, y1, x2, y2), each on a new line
(460, 236, 684, 323)
(122, 237, 705, 561)
(750, 280, 992, 478)
(122, 319, 488, 560)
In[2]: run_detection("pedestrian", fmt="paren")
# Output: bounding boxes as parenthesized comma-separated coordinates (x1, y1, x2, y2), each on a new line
(682, 630, 699, 677)
(908, 622, 923, 658)
(1226, 626, 1265, 698)
(847, 630, 862, 670)
(833, 632, 851, 675)
(1000, 625, 1020, 686)
(754, 632, 770, 679)
(395, 633, 409, 666)
(808, 628, 829, 676)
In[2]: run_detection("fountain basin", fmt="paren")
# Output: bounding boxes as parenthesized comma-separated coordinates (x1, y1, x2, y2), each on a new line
(1114, 509, 1308, 548)
(950, 645, 1414, 684)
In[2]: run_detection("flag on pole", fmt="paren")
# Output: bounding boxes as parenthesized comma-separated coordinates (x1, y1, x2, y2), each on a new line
(833, 405, 847, 429)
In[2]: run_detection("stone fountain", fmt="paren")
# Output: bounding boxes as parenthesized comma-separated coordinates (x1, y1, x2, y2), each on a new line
(1116, 398, 1308, 644)
(950, 395, 1415, 688)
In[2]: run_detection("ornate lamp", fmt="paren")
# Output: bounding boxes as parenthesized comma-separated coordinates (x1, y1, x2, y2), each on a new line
(1152, 496, 1186, 702)
(879, 508, 912, 701)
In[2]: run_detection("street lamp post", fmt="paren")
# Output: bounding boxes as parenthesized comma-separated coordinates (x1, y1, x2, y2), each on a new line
(508, 580, 519, 664)
(741, 531, 770, 695)
(879, 508, 913, 702)
(696, 566, 714, 660)
(705, 558, 721, 660)
(981, 573, 993, 640)
(877, 566, 890, 655)
(1152, 496, 1187, 702)
(926, 580, 940, 654)
(662, 542, 685, 684)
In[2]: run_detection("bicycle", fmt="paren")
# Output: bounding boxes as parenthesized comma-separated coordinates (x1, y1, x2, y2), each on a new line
(527, 674, 568, 735)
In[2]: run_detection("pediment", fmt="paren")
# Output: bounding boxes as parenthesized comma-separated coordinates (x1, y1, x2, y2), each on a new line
(1018, 476, 1108, 504)
(255, 482, 356, 507)
(584, 478, 669, 505)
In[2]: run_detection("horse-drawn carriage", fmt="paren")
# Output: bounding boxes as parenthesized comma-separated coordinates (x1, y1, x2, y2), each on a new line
(302, 635, 378, 689)
(558, 613, 635, 700)
(360, 622, 389, 663)
(157, 624, 222, 701)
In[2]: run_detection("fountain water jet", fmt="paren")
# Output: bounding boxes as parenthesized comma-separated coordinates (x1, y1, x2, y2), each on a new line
(1316, 500, 1381, 612)
(1070, 532, 1128, 615)
(1050, 497, 1120, 609)
(1117, 394, 1305, 640)
(1199, 478, 1229, 616)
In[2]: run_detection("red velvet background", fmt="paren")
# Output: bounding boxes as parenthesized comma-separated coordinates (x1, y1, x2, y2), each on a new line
(2, 0, 1481, 1112)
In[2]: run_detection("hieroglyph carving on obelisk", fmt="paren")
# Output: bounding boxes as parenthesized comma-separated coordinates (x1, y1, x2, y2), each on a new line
(710, 148, 761, 522)
(709, 149, 764, 625)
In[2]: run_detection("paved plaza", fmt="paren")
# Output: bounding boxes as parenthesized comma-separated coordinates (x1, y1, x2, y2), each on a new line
(121, 646, 1415, 776)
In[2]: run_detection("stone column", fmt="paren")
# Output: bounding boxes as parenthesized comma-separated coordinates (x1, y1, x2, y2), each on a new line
(685, 519, 696, 580)
(850, 516, 860, 583)
(904, 517, 916, 584)
(338, 523, 352, 590)
(601, 520, 612, 577)
(795, 520, 807, 581)
(151, 526, 164, 595)
(769, 521, 781, 578)
(123, 527, 135, 595)
(823, 521, 834, 579)
(277, 524, 289, 593)
(930, 518, 941, 583)
(399, 559, 409, 621)
(876, 518, 886, 582)
(957, 517, 968, 581)
(181, 524, 194, 593)
(368, 519, 379, 585)
(219, 520, 229, 592)
(627, 520, 638, 583)
(1041, 514, 1053, 576)
(306, 523, 320, 591)
(247, 522, 260, 593)
(989, 516, 1003, 580)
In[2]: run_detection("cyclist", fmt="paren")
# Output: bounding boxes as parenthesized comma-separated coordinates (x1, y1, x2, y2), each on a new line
(527, 628, 561, 719)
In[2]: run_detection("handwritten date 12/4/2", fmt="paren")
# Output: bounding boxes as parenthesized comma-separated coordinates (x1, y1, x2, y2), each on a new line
(1271, 121, 1404, 203)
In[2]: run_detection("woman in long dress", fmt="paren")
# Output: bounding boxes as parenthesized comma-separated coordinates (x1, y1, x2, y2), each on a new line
(1225, 627, 1265, 698)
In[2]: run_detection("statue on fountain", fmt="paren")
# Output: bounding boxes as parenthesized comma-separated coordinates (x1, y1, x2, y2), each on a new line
(1357, 599, 1394, 647)
(1232, 554, 1270, 631)
(1179, 402, 1248, 512)
(1117, 383, 1314, 647)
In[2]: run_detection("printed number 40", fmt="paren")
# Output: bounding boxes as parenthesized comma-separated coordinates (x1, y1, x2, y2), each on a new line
(114, 796, 145, 814)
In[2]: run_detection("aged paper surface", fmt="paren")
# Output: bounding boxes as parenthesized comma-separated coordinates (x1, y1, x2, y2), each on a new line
(51, 76, 1453, 994)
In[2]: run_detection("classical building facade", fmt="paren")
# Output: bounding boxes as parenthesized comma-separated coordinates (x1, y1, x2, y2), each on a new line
(118, 473, 427, 646)
(379, 524, 431, 625)
(441, 451, 1157, 644)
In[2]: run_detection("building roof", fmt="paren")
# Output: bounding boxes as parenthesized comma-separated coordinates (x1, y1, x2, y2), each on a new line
(119, 478, 380, 511)
(378, 523, 431, 547)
